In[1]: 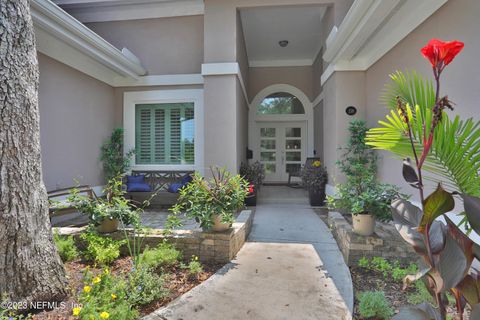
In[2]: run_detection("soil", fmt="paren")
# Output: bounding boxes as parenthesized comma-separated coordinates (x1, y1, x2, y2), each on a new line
(31, 257, 222, 320)
(350, 265, 469, 319)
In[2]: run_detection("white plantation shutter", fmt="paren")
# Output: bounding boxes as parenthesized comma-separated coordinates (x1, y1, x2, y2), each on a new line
(135, 103, 194, 165)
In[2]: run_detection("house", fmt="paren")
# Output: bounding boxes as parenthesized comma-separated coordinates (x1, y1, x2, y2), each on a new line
(32, 0, 479, 196)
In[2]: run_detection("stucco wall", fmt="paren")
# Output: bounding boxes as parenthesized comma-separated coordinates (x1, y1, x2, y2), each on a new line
(248, 66, 314, 102)
(365, 0, 480, 196)
(86, 16, 204, 75)
(38, 53, 115, 190)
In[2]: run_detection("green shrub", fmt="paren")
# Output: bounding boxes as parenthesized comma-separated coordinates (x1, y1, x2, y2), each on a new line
(126, 267, 168, 306)
(358, 291, 394, 319)
(392, 263, 418, 282)
(358, 257, 370, 268)
(138, 243, 182, 269)
(53, 231, 79, 262)
(77, 268, 138, 320)
(181, 256, 203, 277)
(80, 232, 126, 266)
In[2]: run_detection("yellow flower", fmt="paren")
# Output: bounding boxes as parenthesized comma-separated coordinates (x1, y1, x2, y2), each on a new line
(83, 285, 91, 293)
(104, 268, 110, 275)
(194, 256, 198, 261)
(100, 311, 110, 319)
(93, 276, 101, 284)
(72, 307, 82, 316)
(312, 160, 322, 168)
(111, 293, 117, 300)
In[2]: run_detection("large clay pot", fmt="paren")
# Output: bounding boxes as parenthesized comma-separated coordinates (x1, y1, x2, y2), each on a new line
(308, 188, 326, 206)
(352, 213, 375, 236)
(211, 214, 231, 232)
(97, 218, 119, 233)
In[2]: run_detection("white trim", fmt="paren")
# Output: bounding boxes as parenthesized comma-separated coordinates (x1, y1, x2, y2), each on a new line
(123, 89, 204, 174)
(323, 0, 447, 72)
(312, 91, 324, 107)
(249, 59, 313, 68)
(320, 63, 335, 85)
(201, 62, 248, 106)
(325, 26, 338, 49)
(53, 0, 205, 23)
(31, 0, 146, 85)
(113, 74, 204, 87)
(249, 84, 315, 162)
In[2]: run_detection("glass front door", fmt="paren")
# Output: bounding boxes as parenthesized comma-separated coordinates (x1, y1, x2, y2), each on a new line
(257, 122, 306, 182)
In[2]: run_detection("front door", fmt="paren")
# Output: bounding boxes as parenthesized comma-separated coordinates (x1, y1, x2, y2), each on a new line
(256, 122, 306, 182)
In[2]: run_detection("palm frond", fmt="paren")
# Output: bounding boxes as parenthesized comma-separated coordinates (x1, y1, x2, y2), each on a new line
(368, 70, 480, 197)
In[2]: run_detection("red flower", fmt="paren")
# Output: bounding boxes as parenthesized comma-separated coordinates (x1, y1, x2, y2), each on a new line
(421, 39, 464, 73)
(248, 184, 254, 194)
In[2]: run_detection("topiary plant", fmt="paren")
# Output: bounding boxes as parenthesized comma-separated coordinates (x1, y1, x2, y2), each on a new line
(100, 128, 135, 181)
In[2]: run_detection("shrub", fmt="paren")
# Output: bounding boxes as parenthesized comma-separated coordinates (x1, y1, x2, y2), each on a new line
(80, 232, 126, 266)
(100, 128, 135, 180)
(138, 243, 182, 270)
(407, 281, 435, 305)
(126, 267, 168, 306)
(370, 257, 392, 278)
(76, 268, 138, 320)
(391, 262, 418, 282)
(358, 291, 394, 319)
(53, 231, 79, 262)
(358, 257, 370, 269)
(239, 161, 265, 187)
(181, 256, 203, 277)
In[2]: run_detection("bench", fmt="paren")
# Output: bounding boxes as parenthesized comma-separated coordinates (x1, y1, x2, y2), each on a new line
(126, 170, 194, 208)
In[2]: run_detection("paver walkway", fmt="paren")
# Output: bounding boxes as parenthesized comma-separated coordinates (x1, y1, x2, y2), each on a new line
(146, 186, 353, 320)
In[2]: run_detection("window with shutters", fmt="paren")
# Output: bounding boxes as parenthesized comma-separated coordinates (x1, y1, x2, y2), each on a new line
(135, 103, 194, 165)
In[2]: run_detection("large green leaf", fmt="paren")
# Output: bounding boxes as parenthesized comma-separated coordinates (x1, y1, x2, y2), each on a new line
(420, 184, 454, 228)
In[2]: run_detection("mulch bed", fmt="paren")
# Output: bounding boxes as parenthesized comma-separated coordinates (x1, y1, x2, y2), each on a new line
(350, 265, 467, 319)
(31, 257, 222, 320)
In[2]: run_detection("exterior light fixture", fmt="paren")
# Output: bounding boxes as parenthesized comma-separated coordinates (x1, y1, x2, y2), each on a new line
(279, 40, 289, 47)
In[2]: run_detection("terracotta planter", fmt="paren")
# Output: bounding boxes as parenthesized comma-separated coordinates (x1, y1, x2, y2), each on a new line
(245, 192, 257, 206)
(308, 188, 326, 207)
(97, 218, 119, 233)
(352, 213, 375, 236)
(210, 214, 232, 232)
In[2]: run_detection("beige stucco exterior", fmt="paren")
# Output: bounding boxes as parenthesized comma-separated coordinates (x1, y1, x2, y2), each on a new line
(38, 53, 115, 190)
(364, 0, 480, 198)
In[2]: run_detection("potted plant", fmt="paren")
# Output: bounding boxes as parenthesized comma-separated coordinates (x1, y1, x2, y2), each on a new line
(301, 160, 328, 206)
(68, 177, 139, 233)
(100, 128, 135, 180)
(170, 168, 249, 232)
(327, 119, 406, 236)
(239, 161, 265, 207)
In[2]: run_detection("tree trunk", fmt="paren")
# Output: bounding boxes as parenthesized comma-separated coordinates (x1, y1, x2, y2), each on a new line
(0, 0, 68, 307)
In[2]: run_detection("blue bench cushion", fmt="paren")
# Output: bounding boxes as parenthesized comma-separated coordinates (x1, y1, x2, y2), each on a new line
(126, 175, 152, 192)
(167, 183, 184, 193)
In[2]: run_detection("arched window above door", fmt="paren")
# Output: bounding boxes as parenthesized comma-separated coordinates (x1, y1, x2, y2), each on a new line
(256, 92, 305, 115)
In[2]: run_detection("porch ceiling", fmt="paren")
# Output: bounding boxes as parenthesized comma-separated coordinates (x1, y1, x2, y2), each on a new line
(240, 5, 326, 68)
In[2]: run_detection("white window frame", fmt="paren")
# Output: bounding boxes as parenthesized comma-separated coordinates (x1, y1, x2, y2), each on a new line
(124, 89, 204, 173)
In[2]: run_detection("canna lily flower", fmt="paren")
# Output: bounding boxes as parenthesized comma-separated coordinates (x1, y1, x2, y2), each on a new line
(421, 39, 464, 74)
(100, 311, 110, 319)
(248, 184, 254, 194)
(72, 307, 82, 316)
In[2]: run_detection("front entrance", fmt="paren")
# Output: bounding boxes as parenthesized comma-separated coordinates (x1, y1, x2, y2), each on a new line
(255, 121, 306, 182)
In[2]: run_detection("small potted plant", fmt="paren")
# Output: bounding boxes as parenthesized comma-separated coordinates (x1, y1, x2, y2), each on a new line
(68, 177, 139, 233)
(327, 175, 405, 236)
(240, 161, 265, 206)
(170, 167, 249, 232)
(301, 160, 328, 206)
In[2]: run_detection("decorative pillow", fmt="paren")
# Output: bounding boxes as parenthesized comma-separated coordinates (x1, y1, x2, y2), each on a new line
(168, 183, 184, 193)
(127, 182, 151, 192)
(126, 175, 145, 184)
(181, 174, 193, 185)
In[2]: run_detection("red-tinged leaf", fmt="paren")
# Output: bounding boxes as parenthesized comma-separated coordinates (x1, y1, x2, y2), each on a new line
(456, 274, 480, 306)
(446, 216, 474, 270)
(436, 233, 468, 291)
(420, 184, 454, 228)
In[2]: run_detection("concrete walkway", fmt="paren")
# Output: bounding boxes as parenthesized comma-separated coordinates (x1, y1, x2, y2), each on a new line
(146, 186, 353, 320)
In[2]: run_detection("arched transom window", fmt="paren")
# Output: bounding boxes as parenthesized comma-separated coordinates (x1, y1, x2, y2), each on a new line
(257, 92, 305, 115)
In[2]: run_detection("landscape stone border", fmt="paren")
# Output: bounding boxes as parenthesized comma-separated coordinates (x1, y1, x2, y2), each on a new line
(55, 209, 254, 264)
(327, 211, 415, 266)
